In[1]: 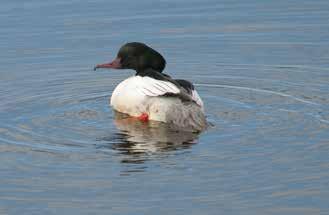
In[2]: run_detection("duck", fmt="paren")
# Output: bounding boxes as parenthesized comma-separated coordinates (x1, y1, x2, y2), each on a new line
(94, 42, 207, 132)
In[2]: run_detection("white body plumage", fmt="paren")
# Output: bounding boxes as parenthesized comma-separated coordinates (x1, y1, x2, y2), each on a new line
(110, 76, 207, 132)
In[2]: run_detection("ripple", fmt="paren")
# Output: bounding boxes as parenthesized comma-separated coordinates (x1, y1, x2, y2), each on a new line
(1, 64, 328, 156)
(196, 83, 320, 106)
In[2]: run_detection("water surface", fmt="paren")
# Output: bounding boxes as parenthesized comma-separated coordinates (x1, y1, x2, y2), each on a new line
(1, 0, 329, 214)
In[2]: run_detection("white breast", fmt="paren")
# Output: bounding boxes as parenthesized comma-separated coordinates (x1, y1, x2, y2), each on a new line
(110, 76, 207, 131)
(111, 76, 181, 116)
(110, 76, 148, 117)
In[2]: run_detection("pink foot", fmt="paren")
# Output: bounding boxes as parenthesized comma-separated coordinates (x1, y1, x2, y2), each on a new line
(137, 113, 149, 122)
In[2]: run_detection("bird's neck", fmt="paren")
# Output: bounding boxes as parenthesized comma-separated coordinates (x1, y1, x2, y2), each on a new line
(135, 68, 160, 77)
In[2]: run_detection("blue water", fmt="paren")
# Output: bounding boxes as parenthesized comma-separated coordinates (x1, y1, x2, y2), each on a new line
(1, 0, 329, 214)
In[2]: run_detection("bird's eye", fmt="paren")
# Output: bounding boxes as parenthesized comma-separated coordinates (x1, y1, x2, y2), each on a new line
(121, 56, 132, 67)
(120, 56, 126, 64)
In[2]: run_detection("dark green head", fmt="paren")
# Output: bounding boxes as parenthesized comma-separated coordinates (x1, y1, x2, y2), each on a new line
(94, 42, 166, 73)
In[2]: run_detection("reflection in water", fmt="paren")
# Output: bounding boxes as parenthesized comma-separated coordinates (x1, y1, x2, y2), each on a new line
(101, 112, 200, 165)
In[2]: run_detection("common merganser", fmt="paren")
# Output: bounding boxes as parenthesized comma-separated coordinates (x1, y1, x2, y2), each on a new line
(94, 42, 207, 132)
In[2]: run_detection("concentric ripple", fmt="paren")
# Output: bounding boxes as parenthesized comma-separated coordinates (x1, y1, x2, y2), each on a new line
(1, 63, 328, 156)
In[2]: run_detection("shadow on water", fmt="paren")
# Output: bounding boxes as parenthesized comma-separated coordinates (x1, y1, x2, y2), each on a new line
(98, 112, 200, 165)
